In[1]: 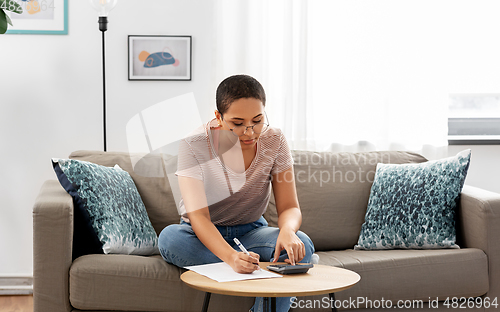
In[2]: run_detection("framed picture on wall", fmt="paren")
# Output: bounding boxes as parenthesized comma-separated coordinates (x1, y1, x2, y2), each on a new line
(5, 0, 68, 35)
(128, 35, 192, 81)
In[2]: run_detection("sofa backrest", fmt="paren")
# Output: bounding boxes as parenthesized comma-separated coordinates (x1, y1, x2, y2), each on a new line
(69, 150, 427, 250)
(264, 150, 428, 250)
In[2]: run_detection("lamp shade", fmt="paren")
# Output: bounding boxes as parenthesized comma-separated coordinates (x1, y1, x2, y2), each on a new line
(89, 0, 118, 17)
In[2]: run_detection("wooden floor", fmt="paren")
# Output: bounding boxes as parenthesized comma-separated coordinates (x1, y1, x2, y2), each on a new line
(0, 295, 33, 312)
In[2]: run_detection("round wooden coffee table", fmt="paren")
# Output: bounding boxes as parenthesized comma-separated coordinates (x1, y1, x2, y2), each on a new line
(181, 262, 360, 312)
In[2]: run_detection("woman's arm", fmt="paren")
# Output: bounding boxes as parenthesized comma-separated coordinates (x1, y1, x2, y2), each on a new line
(178, 176, 260, 273)
(271, 166, 305, 265)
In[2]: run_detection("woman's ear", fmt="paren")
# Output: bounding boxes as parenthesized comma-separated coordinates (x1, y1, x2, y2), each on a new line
(214, 110, 223, 127)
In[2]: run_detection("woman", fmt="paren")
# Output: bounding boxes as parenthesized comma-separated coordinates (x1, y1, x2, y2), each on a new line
(159, 74, 315, 312)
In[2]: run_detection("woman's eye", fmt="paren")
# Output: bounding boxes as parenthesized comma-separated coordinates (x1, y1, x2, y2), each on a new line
(233, 120, 261, 126)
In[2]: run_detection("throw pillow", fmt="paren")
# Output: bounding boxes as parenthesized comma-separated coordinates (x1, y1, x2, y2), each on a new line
(354, 149, 471, 250)
(52, 158, 160, 255)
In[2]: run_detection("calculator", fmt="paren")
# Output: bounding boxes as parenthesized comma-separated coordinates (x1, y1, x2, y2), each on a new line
(266, 263, 313, 274)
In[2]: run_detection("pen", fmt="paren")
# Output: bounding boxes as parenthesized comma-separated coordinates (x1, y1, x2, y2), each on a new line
(233, 238, 261, 270)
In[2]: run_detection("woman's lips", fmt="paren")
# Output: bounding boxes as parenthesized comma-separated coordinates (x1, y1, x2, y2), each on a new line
(241, 139, 255, 145)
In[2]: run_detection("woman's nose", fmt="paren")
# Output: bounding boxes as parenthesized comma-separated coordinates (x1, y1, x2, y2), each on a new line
(243, 126, 255, 136)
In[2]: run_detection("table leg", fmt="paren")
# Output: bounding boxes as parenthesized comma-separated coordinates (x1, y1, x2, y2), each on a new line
(200, 294, 276, 312)
(329, 293, 337, 312)
(263, 297, 269, 312)
(201, 292, 211, 312)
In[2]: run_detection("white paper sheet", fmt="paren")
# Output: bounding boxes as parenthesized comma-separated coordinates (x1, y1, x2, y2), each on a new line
(184, 262, 282, 282)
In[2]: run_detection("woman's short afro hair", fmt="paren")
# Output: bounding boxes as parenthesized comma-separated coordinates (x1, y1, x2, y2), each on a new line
(216, 74, 266, 114)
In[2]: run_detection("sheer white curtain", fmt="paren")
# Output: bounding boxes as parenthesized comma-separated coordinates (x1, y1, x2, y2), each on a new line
(211, 0, 463, 159)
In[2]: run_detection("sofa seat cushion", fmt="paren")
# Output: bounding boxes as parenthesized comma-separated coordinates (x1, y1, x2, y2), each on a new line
(315, 248, 488, 305)
(69, 254, 255, 311)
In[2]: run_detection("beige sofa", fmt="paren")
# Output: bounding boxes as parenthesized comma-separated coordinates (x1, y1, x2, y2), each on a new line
(33, 150, 499, 312)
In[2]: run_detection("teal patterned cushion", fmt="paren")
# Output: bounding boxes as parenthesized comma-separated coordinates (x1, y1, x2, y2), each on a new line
(355, 149, 471, 250)
(52, 158, 159, 255)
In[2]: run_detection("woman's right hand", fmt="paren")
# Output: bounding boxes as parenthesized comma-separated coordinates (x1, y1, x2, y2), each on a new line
(229, 251, 260, 273)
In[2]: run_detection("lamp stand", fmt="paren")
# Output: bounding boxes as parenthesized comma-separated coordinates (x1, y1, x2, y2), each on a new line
(99, 16, 108, 151)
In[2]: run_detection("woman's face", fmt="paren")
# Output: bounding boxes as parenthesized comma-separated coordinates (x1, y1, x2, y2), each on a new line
(216, 97, 265, 151)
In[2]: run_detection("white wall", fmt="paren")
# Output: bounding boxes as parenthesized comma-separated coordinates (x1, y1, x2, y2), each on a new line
(0, 0, 215, 276)
(448, 145, 500, 194)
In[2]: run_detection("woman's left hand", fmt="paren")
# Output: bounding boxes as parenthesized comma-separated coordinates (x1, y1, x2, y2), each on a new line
(273, 227, 305, 265)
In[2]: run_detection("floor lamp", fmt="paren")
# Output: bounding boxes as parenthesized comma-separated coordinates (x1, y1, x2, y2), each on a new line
(90, 0, 118, 152)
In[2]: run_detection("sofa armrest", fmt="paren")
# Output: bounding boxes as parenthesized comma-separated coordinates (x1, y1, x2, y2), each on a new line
(33, 180, 73, 312)
(457, 185, 500, 299)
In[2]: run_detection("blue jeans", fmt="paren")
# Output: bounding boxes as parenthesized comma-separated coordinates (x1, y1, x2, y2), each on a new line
(158, 216, 315, 312)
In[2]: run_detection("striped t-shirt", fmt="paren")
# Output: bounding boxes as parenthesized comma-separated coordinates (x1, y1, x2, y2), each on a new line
(175, 118, 293, 226)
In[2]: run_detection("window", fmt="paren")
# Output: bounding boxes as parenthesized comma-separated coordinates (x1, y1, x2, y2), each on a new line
(448, 94, 500, 145)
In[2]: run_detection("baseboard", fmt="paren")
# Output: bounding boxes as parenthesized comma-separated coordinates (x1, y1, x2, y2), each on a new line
(0, 275, 33, 295)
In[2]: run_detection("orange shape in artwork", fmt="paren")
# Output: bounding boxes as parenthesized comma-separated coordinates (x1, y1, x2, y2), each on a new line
(27, 1, 41, 14)
(138, 51, 150, 62)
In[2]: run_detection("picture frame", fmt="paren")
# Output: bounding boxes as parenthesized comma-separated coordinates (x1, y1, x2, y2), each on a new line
(128, 35, 192, 81)
(5, 0, 68, 35)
